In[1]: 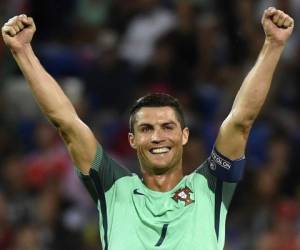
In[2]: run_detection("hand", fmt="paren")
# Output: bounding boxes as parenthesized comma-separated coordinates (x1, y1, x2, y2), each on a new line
(262, 7, 294, 46)
(2, 14, 36, 53)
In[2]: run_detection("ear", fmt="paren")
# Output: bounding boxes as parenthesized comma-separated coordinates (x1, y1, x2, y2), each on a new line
(128, 132, 137, 149)
(182, 127, 189, 146)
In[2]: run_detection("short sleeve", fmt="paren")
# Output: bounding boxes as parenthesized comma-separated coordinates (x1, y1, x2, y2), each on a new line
(207, 147, 246, 183)
(77, 143, 131, 203)
(194, 148, 245, 245)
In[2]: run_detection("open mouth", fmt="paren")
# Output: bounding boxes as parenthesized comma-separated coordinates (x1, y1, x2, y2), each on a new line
(150, 147, 171, 154)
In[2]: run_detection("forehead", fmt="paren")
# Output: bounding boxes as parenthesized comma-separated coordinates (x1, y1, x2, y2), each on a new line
(134, 107, 179, 125)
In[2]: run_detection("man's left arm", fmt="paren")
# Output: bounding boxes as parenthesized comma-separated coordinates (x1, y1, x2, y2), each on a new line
(215, 7, 294, 161)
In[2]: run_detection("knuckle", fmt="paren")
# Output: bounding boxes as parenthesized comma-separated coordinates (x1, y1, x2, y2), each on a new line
(9, 16, 17, 22)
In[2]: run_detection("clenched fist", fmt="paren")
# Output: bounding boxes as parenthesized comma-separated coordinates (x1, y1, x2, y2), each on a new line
(262, 7, 294, 46)
(2, 14, 36, 53)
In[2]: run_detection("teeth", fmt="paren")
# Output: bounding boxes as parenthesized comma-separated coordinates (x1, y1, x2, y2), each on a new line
(151, 147, 170, 154)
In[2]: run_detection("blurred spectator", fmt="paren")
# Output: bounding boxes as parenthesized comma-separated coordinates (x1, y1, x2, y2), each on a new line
(256, 199, 300, 250)
(12, 223, 42, 250)
(0, 1, 300, 250)
(120, 0, 176, 65)
(77, 0, 111, 28)
(0, 192, 14, 250)
(83, 30, 137, 113)
(28, 0, 76, 42)
(108, 0, 139, 35)
(75, 0, 112, 43)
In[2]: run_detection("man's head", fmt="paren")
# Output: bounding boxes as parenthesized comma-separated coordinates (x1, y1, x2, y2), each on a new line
(129, 93, 186, 133)
(128, 93, 189, 174)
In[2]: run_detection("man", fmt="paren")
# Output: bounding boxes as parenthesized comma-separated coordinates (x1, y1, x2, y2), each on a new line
(1, 7, 294, 250)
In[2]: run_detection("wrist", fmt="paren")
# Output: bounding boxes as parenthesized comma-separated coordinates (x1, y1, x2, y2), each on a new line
(11, 43, 33, 56)
(264, 38, 286, 50)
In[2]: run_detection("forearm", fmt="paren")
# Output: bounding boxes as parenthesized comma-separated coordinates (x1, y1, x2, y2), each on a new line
(231, 40, 284, 125)
(11, 45, 77, 127)
(215, 8, 293, 160)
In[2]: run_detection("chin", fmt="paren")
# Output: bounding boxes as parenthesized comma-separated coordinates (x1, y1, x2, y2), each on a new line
(139, 153, 180, 173)
(149, 160, 178, 172)
(149, 158, 172, 168)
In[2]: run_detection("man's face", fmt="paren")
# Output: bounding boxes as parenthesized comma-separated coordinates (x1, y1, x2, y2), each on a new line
(128, 107, 189, 174)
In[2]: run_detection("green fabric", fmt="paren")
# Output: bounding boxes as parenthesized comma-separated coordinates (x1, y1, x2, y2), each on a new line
(77, 0, 110, 26)
(79, 145, 237, 250)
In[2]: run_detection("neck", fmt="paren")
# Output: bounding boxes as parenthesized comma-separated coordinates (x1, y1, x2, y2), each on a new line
(142, 166, 183, 192)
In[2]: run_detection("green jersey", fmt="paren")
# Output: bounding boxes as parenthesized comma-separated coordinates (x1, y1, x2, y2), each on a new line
(79, 144, 245, 250)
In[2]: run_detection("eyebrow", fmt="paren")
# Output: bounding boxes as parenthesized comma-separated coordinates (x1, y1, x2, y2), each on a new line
(137, 121, 178, 127)
(162, 121, 177, 127)
(138, 123, 153, 128)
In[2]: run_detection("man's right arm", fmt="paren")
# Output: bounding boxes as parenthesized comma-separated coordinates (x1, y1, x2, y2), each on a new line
(2, 14, 96, 175)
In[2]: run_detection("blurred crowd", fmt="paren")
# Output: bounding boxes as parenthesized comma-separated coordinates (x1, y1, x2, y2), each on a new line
(1, 0, 300, 249)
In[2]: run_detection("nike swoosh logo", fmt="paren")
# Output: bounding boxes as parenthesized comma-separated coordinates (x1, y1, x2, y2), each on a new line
(133, 188, 145, 196)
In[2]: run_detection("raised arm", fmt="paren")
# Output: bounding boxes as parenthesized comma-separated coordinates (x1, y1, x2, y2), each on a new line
(1, 15, 97, 174)
(215, 7, 294, 159)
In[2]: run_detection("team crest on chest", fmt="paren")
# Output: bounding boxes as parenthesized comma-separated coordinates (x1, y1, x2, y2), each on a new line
(172, 186, 194, 206)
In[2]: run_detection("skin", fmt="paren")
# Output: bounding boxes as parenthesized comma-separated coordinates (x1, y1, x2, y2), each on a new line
(1, 7, 294, 192)
(128, 107, 189, 191)
(215, 7, 294, 160)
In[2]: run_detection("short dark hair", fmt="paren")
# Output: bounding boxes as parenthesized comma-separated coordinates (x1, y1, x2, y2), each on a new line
(129, 93, 186, 133)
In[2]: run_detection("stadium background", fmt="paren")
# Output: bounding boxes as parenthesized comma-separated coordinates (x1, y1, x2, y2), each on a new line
(0, 0, 300, 249)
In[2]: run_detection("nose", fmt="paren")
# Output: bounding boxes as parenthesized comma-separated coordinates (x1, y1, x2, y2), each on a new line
(151, 128, 165, 144)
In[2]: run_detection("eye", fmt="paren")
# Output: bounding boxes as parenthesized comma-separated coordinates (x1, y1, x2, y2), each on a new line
(142, 127, 149, 132)
(163, 124, 175, 130)
(140, 126, 152, 133)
